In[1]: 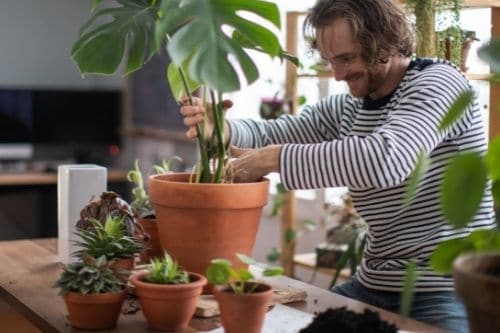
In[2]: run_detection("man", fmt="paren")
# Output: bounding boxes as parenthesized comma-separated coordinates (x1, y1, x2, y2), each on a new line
(181, 1, 495, 332)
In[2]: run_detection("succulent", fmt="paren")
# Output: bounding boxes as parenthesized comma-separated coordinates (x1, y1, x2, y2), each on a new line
(76, 191, 139, 237)
(145, 252, 189, 285)
(53, 255, 123, 295)
(206, 253, 283, 294)
(127, 159, 155, 219)
(73, 215, 145, 260)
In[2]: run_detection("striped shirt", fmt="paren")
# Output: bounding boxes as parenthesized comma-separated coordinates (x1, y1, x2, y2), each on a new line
(227, 58, 496, 292)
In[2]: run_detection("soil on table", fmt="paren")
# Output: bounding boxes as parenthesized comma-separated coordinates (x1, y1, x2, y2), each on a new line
(299, 306, 398, 333)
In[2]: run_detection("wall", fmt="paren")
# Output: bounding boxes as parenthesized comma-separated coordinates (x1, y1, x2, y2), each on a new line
(0, 0, 121, 89)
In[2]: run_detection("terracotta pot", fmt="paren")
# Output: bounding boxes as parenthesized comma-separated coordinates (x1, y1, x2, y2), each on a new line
(137, 217, 163, 263)
(131, 271, 207, 331)
(214, 282, 273, 333)
(149, 173, 269, 293)
(110, 257, 134, 282)
(453, 253, 500, 333)
(63, 289, 127, 330)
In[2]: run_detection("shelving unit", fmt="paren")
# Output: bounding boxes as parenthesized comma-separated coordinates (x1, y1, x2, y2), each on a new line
(283, 1, 500, 277)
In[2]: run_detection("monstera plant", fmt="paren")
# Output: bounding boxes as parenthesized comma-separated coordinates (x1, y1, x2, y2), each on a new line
(72, 0, 297, 183)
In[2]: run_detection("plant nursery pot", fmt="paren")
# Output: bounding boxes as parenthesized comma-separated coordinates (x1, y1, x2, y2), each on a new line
(214, 282, 273, 333)
(131, 271, 207, 331)
(149, 173, 269, 293)
(63, 289, 127, 330)
(138, 217, 163, 263)
(453, 253, 500, 333)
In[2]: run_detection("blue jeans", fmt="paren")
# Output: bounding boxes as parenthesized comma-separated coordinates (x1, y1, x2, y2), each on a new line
(331, 276, 468, 333)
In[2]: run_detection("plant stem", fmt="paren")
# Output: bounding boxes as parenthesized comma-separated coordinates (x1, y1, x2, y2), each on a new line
(176, 62, 211, 183)
(209, 90, 226, 183)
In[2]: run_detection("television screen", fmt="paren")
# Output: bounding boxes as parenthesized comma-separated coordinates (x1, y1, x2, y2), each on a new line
(0, 89, 122, 146)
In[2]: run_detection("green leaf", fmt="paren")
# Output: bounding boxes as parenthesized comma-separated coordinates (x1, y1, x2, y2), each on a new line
(478, 40, 500, 74)
(91, 0, 104, 11)
(399, 261, 418, 317)
(236, 253, 256, 265)
(266, 247, 281, 262)
(439, 90, 474, 132)
(167, 59, 201, 102)
(440, 153, 488, 228)
(237, 268, 254, 281)
(263, 266, 284, 277)
(206, 263, 231, 285)
(487, 137, 500, 181)
(468, 229, 500, 251)
(72, 1, 160, 76)
(284, 228, 296, 243)
(492, 180, 500, 205)
(430, 237, 474, 273)
(163, 0, 282, 92)
(404, 151, 429, 203)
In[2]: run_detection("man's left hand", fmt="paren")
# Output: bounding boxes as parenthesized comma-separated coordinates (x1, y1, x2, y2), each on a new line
(226, 145, 281, 183)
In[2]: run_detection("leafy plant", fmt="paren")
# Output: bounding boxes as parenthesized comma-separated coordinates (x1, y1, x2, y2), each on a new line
(73, 215, 145, 260)
(53, 255, 123, 295)
(206, 253, 283, 294)
(144, 252, 189, 284)
(127, 157, 182, 219)
(72, 0, 297, 184)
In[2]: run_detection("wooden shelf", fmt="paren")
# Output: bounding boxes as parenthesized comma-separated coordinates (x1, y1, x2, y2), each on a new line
(0, 169, 127, 186)
(294, 252, 351, 280)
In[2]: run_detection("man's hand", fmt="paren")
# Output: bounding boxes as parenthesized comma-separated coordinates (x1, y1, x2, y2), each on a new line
(226, 145, 282, 183)
(179, 96, 233, 143)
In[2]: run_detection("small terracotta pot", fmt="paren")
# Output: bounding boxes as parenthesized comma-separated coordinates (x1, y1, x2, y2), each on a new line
(214, 282, 273, 333)
(149, 173, 269, 293)
(63, 289, 127, 330)
(131, 271, 207, 331)
(138, 217, 163, 263)
(453, 253, 500, 333)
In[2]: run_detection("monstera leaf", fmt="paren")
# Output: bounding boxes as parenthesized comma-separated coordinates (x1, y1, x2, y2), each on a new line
(71, 0, 160, 76)
(156, 0, 282, 92)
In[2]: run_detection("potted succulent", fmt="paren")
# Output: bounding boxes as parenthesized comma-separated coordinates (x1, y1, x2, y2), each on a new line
(206, 253, 283, 333)
(130, 252, 206, 331)
(73, 215, 145, 276)
(71, 0, 297, 290)
(53, 255, 127, 330)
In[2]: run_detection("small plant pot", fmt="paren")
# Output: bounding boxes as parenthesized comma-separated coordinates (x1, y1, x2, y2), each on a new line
(138, 217, 163, 263)
(131, 271, 207, 331)
(453, 253, 500, 333)
(214, 282, 273, 333)
(63, 289, 127, 330)
(110, 257, 135, 282)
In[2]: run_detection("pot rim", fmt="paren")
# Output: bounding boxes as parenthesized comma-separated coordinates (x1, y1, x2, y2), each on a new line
(453, 252, 500, 282)
(149, 172, 270, 187)
(214, 282, 273, 297)
(131, 271, 207, 290)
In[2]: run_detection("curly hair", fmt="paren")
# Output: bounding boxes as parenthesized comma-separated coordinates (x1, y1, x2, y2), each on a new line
(304, 0, 414, 65)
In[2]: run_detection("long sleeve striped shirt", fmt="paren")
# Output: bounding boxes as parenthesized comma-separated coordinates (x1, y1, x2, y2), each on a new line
(227, 58, 496, 292)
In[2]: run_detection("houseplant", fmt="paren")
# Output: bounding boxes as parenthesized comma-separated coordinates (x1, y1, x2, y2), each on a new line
(73, 215, 145, 275)
(127, 159, 178, 262)
(71, 0, 296, 290)
(53, 255, 126, 330)
(403, 39, 500, 332)
(130, 252, 206, 331)
(206, 253, 283, 333)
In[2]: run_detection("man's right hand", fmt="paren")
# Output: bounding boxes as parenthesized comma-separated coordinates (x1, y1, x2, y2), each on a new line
(179, 96, 233, 143)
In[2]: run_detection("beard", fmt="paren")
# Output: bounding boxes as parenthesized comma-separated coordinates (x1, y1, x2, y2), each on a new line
(346, 65, 387, 98)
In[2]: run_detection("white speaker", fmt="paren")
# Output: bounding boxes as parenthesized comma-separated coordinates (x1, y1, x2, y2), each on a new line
(57, 165, 107, 264)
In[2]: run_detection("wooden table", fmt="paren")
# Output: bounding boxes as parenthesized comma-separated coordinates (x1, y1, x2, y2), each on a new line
(0, 238, 444, 333)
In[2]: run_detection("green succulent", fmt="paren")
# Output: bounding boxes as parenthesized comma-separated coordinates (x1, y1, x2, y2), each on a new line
(127, 159, 155, 219)
(145, 252, 189, 284)
(206, 253, 283, 295)
(53, 255, 123, 295)
(73, 215, 145, 260)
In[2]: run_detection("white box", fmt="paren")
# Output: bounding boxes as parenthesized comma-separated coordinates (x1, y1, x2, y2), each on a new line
(57, 165, 107, 264)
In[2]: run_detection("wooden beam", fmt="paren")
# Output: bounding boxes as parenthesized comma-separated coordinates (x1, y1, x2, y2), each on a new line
(490, 7, 500, 141)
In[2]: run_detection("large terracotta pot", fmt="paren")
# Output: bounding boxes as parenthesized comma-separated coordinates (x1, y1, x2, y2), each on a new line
(63, 289, 127, 330)
(214, 282, 273, 333)
(137, 217, 163, 263)
(453, 253, 500, 333)
(149, 173, 269, 293)
(131, 271, 206, 331)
